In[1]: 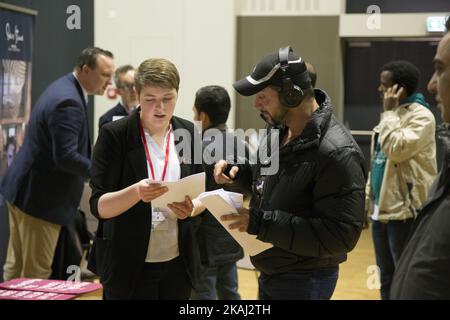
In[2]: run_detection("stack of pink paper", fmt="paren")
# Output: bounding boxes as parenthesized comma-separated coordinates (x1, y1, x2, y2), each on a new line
(0, 278, 102, 300)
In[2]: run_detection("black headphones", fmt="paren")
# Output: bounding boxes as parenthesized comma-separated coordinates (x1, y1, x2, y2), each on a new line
(278, 46, 305, 108)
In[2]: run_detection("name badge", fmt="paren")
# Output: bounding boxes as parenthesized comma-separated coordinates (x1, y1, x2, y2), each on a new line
(151, 207, 169, 231)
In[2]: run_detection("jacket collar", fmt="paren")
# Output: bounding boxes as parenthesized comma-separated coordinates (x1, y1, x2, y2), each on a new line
(439, 126, 450, 188)
(423, 126, 450, 207)
(126, 109, 193, 182)
(70, 72, 88, 107)
(279, 89, 333, 154)
(203, 123, 228, 138)
(68, 73, 91, 156)
(127, 107, 187, 146)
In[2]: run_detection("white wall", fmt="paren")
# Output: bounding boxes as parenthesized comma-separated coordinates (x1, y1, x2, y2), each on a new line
(94, 0, 236, 140)
(94, 0, 449, 140)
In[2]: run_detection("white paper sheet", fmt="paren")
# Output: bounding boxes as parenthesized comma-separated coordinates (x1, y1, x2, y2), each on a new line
(151, 173, 205, 213)
(197, 189, 273, 257)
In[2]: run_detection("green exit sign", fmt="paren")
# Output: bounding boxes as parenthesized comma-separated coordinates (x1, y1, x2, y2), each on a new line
(427, 16, 448, 33)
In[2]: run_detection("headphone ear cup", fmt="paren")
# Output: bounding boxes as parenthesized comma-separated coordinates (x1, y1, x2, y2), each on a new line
(280, 86, 304, 108)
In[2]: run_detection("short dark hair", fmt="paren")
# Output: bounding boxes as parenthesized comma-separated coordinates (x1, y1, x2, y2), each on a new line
(446, 16, 450, 32)
(306, 62, 317, 88)
(194, 86, 231, 126)
(381, 60, 421, 97)
(76, 47, 114, 71)
(271, 85, 315, 105)
(302, 87, 315, 100)
(114, 64, 135, 87)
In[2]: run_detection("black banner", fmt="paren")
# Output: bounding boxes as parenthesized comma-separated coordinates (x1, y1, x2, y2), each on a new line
(0, 6, 34, 176)
(0, 3, 35, 283)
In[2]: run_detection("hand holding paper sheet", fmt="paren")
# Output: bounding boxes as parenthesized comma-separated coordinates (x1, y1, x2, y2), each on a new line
(149, 173, 272, 256)
(151, 172, 205, 213)
(197, 189, 273, 256)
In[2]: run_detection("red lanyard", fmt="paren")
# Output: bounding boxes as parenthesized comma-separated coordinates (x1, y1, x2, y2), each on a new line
(139, 122, 172, 181)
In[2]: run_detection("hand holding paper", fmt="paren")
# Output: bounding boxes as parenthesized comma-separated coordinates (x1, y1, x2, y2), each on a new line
(151, 173, 205, 216)
(197, 189, 273, 256)
(137, 179, 168, 203)
(167, 196, 194, 220)
(221, 208, 250, 232)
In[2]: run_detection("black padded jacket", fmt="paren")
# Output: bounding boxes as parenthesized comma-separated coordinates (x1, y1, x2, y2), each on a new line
(235, 89, 367, 275)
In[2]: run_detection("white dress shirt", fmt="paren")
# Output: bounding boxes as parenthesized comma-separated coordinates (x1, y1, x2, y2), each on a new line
(72, 72, 88, 105)
(144, 127, 181, 263)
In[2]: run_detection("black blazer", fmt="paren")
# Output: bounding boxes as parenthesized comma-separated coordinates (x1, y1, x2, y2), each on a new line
(0, 73, 91, 225)
(88, 110, 203, 298)
(98, 102, 129, 129)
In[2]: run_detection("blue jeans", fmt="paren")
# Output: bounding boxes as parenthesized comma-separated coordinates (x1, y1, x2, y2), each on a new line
(258, 267, 339, 300)
(371, 218, 413, 300)
(191, 262, 241, 300)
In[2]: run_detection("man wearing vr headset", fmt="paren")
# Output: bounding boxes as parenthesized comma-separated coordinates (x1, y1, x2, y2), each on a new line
(215, 47, 367, 299)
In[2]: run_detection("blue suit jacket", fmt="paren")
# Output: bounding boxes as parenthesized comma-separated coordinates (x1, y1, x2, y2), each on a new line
(98, 102, 129, 129)
(0, 73, 91, 226)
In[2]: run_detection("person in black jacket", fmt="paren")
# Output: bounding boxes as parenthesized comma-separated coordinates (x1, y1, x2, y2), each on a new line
(88, 58, 204, 300)
(216, 47, 367, 300)
(190, 85, 246, 300)
(390, 19, 450, 300)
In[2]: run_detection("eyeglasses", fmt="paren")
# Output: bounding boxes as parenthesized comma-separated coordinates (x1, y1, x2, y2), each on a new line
(118, 84, 135, 91)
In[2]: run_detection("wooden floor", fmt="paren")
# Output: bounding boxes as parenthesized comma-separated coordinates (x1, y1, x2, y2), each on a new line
(79, 228, 380, 300)
(237, 228, 380, 300)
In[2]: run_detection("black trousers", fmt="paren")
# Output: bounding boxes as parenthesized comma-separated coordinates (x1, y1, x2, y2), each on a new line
(104, 256, 191, 300)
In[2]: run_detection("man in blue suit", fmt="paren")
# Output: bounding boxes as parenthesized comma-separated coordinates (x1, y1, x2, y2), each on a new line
(98, 64, 138, 129)
(1, 47, 115, 281)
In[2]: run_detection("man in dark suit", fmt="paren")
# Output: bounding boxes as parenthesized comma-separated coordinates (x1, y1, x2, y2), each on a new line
(98, 65, 138, 129)
(0, 47, 115, 281)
